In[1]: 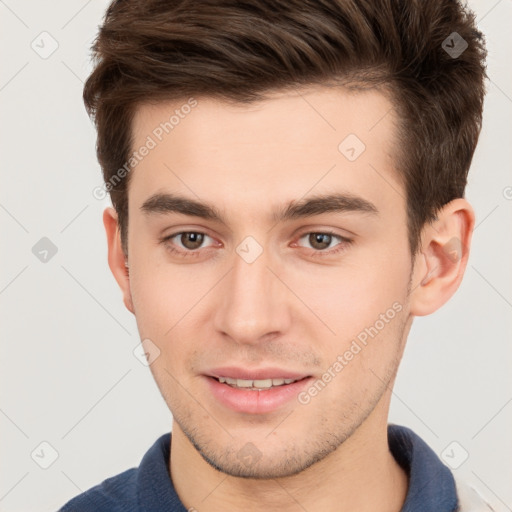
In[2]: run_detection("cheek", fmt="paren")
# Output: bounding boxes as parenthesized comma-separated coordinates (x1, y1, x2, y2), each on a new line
(284, 252, 410, 335)
(128, 251, 218, 343)
(129, 267, 194, 388)
(128, 258, 177, 336)
(282, 253, 411, 388)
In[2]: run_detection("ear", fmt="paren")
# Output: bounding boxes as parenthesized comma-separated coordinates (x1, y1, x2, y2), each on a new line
(409, 198, 475, 316)
(103, 207, 134, 314)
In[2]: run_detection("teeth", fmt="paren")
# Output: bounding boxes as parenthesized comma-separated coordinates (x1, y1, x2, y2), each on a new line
(217, 376, 301, 389)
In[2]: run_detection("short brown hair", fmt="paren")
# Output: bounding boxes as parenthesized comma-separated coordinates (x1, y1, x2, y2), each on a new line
(84, 0, 487, 256)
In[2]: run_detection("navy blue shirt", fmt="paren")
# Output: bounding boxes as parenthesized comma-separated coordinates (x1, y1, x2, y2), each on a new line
(58, 424, 458, 511)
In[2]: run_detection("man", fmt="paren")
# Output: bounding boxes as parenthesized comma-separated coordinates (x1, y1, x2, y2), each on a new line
(59, 0, 493, 510)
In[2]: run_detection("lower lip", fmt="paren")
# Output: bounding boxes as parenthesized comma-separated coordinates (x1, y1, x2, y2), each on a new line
(204, 376, 313, 414)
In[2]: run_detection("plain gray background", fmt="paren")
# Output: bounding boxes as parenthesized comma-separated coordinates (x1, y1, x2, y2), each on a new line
(1, 1, 511, 511)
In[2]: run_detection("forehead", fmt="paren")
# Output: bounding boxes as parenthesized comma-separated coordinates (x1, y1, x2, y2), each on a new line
(128, 86, 403, 223)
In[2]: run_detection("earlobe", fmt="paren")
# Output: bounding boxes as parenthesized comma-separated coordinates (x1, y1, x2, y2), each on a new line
(103, 207, 135, 314)
(409, 199, 475, 317)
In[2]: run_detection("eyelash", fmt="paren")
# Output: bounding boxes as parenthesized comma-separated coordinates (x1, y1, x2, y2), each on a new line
(159, 230, 353, 259)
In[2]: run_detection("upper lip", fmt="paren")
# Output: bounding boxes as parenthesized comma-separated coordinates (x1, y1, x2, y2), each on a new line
(205, 367, 311, 380)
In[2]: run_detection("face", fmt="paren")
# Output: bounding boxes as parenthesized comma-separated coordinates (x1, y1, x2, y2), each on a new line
(123, 86, 415, 478)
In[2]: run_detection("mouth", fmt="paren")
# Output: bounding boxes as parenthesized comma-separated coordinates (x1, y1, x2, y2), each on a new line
(204, 374, 314, 414)
(213, 375, 306, 390)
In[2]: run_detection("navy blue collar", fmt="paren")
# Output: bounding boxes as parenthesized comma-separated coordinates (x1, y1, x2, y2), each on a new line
(135, 424, 457, 511)
(388, 424, 458, 511)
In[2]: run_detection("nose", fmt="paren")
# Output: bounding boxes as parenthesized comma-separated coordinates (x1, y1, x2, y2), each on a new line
(212, 242, 291, 346)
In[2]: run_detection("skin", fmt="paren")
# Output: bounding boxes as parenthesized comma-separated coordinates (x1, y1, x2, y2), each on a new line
(103, 85, 474, 511)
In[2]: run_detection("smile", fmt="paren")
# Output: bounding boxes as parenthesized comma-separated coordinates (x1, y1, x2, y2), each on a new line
(217, 376, 303, 390)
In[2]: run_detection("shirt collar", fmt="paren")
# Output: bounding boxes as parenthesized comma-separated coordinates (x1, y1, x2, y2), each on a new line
(388, 424, 458, 512)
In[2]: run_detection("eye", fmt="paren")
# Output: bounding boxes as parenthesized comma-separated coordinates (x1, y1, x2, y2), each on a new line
(160, 231, 216, 257)
(295, 231, 352, 256)
(173, 232, 211, 250)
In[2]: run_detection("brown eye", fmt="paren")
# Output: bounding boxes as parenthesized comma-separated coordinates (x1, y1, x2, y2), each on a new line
(160, 231, 217, 258)
(179, 232, 205, 250)
(300, 232, 346, 252)
(294, 231, 352, 257)
(308, 233, 333, 250)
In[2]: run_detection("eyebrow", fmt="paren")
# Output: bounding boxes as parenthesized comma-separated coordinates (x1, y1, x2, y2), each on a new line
(140, 192, 378, 225)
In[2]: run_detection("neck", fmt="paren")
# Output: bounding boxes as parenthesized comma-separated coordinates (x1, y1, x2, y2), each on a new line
(169, 398, 408, 512)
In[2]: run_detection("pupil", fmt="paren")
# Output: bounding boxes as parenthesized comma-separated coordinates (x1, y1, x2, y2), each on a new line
(310, 233, 331, 250)
(182, 232, 204, 249)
